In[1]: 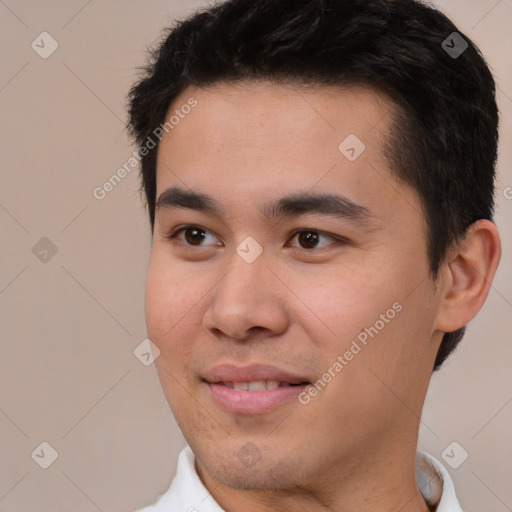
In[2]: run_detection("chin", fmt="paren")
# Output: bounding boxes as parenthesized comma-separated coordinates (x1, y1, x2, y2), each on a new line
(195, 443, 312, 491)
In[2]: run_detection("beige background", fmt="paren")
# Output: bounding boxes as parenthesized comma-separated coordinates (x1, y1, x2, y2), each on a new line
(0, 0, 510, 510)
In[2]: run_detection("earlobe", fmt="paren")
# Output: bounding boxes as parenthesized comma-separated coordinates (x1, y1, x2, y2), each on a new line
(434, 219, 501, 333)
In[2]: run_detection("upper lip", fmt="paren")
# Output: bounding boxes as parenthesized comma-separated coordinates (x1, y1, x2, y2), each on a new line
(202, 363, 311, 384)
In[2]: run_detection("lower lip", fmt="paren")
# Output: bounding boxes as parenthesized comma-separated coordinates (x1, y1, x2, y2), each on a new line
(206, 382, 307, 414)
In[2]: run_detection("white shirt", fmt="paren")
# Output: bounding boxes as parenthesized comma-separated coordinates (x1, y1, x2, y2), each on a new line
(137, 445, 463, 512)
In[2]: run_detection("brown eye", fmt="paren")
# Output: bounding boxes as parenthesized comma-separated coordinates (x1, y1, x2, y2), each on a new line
(183, 227, 207, 245)
(298, 231, 320, 249)
(168, 225, 220, 247)
(289, 230, 337, 250)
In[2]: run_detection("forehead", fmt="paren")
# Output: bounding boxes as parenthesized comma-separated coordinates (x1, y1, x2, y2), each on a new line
(154, 81, 421, 227)
(159, 80, 393, 157)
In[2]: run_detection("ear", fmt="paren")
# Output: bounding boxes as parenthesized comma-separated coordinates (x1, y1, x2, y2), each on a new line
(434, 219, 501, 333)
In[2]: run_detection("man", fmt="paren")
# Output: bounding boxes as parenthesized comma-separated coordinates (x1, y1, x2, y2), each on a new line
(127, 0, 501, 510)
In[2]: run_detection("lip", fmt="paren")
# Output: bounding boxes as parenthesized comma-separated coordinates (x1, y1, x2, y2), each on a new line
(202, 363, 310, 385)
(206, 382, 308, 414)
(202, 363, 311, 414)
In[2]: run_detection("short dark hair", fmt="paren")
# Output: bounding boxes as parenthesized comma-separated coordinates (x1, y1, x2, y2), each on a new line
(126, 0, 499, 371)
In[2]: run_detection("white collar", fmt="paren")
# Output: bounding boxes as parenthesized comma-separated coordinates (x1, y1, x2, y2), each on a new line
(137, 445, 463, 512)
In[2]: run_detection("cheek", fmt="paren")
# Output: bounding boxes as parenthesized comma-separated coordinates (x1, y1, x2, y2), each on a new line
(145, 257, 198, 406)
(144, 248, 220, 375)
(297, 264, 402, 344)
(144, 251, 195, 346)
(303, 258, 435, 378)
(144, 257, 170, 341)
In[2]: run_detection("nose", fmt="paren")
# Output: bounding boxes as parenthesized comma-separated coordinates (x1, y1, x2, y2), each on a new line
(202, 250, 289, 342)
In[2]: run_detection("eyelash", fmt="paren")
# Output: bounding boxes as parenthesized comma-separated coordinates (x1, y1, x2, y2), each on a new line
(165, 224, 346, 250)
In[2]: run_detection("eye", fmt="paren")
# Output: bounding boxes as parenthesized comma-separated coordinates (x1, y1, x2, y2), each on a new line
(288, 229, 339, 250)
(167, 225, 221, 247)
(167, 225, 343, 251)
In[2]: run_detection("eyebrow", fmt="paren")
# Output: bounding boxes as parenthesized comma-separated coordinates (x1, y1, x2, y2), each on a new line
(156, 186, 377, 224)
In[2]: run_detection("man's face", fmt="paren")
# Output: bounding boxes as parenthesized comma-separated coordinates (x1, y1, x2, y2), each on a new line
(146, 82, 444, 490)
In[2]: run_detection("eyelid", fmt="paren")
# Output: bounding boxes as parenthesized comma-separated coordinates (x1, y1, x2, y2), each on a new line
(287, 228, 340, 249)
(167, 224, 222, 245)
(167, 224, 347, 249)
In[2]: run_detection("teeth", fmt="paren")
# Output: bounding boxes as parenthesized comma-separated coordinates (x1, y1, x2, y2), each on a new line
(225, 380, 286, 391)
(247, 381, 266, 391)
(265, 380, 280, 389)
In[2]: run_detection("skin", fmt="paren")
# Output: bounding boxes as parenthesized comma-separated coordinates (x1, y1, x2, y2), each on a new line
(145, 81, 501, 512)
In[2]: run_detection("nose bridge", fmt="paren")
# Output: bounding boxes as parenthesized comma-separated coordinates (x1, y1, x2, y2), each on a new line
(203, 245, 288, 340)
(218, 245, 268, 309)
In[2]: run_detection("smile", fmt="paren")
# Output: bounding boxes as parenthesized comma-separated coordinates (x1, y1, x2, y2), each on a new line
(220, 380, 304, 390)
(206, 381, 310, 414)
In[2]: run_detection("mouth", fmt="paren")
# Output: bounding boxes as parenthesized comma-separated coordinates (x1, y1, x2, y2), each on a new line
(201, 363, 312, 414)
(213, 380, 309, 391)
(205, 380, 310, 414)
